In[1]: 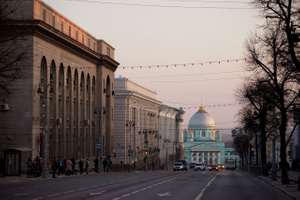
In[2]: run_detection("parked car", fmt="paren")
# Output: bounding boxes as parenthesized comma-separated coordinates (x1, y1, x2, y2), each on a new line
(174, 162, 184, 171)
(195, 162, 205, 171)
(209, 164, 219, 172)
(177, 159, 188, 171)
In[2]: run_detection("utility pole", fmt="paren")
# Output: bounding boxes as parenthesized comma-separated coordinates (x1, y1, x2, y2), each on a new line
(126, 120, 134, 171)
(94, 107, 106, 173)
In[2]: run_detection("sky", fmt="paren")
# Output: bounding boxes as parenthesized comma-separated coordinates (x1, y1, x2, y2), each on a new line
(43, 0, 263, 137)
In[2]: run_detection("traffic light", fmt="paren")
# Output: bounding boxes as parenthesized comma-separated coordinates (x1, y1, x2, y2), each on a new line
(251, 147, 254, 156)
(145, 151, 148, 155)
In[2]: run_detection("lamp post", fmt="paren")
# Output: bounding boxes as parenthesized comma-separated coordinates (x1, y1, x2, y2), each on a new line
(94, 107, 106, 173)
(36, 83, 54, 178)
(126, 120, 134, 171)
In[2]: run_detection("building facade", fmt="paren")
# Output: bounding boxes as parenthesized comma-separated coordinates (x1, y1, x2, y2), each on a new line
(0, 0, 119, 174)
(113, 78, 185, 170)
(184, 106, 238, 165)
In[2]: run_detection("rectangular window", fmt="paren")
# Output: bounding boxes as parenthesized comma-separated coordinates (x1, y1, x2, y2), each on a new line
(76, 31, 78, 41)
(52, 16, 55, 27)
(61, 21, 64, 32)
(43, 10, 46, 21)
(107, 47, 110, 56)
(88, 39, 90, 48)
(69, 26, 71, 36)
(93, 43, 96, 51)
(82, 34, 84, 44)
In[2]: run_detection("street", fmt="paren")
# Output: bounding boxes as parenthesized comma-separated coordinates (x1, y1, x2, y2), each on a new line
(0, 170, 293, 200)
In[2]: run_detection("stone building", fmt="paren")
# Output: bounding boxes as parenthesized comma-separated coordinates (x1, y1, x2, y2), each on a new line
(0, 0, 118, 175)
(184, 106, 239, 165)
(113, 78, 185, 170)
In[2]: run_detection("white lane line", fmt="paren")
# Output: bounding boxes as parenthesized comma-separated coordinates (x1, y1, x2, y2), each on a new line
(78, 187, 88, 191)
(46, 193, 61, 198)
(112, 198, 121, 200)
(33, 197, 44, 200)
(14, 191, 35, 196)
(90, 185, 99, 188)
(121, 194, 131, 197)
(132, 191, 139, 194)
(64, 190, 76, 194)
(194, 174, 217, 200)
(90, 191, 106, 196)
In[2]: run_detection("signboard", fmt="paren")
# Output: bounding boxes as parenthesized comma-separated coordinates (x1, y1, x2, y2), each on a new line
(96, 142, 102, 150)
(143, 145, 149, 151)
(268, 130, 278, 140)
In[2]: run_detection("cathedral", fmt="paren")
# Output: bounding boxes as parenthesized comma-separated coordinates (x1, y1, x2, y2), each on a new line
(183, 106, 239, 165)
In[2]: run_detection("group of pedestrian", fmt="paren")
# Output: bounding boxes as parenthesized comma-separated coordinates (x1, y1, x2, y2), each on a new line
(26, 156, 45, 178)
(51, 156, 77, 178)
(78, 158, 90, 174)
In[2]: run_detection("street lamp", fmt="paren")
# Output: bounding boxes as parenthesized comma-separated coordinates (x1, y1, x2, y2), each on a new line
(126, 120, 134, 171)
(94, 107, 106, 173)
(36, 83, 54, 178)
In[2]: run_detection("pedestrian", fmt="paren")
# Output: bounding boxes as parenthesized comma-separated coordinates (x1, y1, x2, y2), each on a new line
(151, 162, 155, 171)
(33, 158, 39, 178)
(63, 158, 67, 174)
(0, 157, 5, 178)
(79, 159, 83, 174)
(94, 158, 98, 172)
(103, 159, 107, 172)
(26, 157, 33, 178)
(65, 159, 72, 176)
(57, 156, 62, 177)
(71, 157, 77, 175)
(86, 158, 89, 174)
(51, 157, 57, 178)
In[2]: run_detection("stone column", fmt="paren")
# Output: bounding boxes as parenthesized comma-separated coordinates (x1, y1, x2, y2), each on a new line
(218, 151, 221, 164)
(196, 151, 199, 162)
(213, 152, 215, 164)
(207, 152, 210, 165)
(202, 152, 205, 164)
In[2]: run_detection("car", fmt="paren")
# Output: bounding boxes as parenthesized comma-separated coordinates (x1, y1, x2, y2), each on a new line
(209, 164, 219, 172)
(190, 161, 196, 169)
(218, 164, 225, 169)
(194, 162, 205, 171)
(174, 162, 184, 171)
(177, 159, 188, 171)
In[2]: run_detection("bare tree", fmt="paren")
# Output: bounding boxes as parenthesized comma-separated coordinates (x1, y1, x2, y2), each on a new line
(253, 0, 300, 74)
(0, 0, 28, 97)
(245, 23, 299, 184)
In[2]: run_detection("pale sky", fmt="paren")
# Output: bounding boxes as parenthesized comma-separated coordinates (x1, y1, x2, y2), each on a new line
(43, 0, 262, 137)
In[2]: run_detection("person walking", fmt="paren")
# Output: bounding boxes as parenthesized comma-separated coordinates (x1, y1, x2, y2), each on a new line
(57, 156, 62, 177)
(33, 158, 39, 178)
(51, 157, 57, 178)
(79, 159, 83, 174)
(71, 157, 77, 175)
(26, 157, 33, 178)
(103, 159, 107, 172)
(65, 159, 72, 176)
(86, 158, 89, 174)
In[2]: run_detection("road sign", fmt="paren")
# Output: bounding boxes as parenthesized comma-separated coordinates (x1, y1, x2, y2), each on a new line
(143, 145, 149, 151)
(257, 143, 261, 149)
(96, 142, 102, 150)
(268, 130, 278, 140)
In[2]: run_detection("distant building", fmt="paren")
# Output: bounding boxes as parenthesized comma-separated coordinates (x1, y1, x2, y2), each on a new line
(113, 78, 185, 170)
(0, 0, 118, 175)
(183, 106, 238, 165)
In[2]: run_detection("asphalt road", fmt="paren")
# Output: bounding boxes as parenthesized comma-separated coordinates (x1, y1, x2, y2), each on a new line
(0, 170, 293, 200)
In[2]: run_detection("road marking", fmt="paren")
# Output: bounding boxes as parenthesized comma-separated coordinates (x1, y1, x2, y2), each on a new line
(121, 194, 131, 197)
(15, 191, 35, 196)
(132, 190, 139, 194)
(90, 185, 99, 188)
(90, 191, 106, 196)
(78, 187, 88, 191)
(46, 193, 61, 198)
(33, 197, 44, 200)
(157, 192, 171, 197)
(64, 190, 76, 194)
(194, 174, 217, 200)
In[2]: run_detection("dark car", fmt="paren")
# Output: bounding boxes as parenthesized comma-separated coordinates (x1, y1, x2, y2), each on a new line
(177, 159, 188, 171)
(209, 164, 219, 172)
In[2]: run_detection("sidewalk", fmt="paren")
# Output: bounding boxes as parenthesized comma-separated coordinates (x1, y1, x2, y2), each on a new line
(257, 171, 300, 200)
(0, 171, 103, 185)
